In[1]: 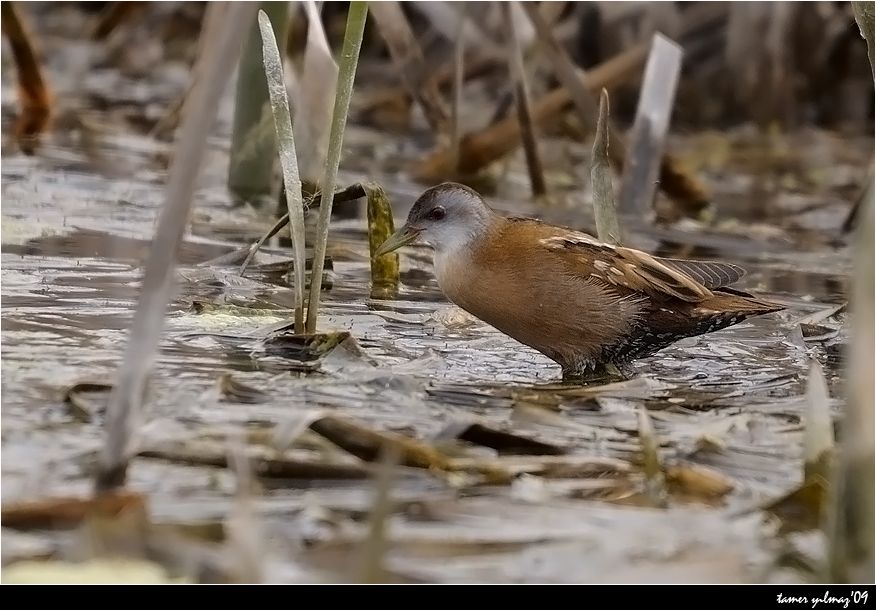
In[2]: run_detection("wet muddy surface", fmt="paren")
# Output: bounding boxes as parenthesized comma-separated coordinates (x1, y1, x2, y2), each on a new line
(1, 4, 868, 583)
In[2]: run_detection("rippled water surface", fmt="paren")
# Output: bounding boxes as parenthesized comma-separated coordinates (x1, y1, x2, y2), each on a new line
(1, 4, 866, 583)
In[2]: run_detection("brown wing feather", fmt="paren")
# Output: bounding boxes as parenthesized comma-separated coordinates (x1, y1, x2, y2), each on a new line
(540, 234, 714, 302)
(654, 257, 746, 290)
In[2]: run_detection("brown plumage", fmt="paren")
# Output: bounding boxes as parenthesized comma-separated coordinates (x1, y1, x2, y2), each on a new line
(375, 182, 785, 378)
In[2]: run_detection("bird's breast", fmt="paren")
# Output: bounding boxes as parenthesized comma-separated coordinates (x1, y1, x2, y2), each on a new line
(432, 248, 471, 303)
(429, 238, 646, 368)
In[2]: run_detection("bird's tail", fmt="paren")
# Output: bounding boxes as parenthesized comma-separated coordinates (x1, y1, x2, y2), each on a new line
(700, 290, 786, 317)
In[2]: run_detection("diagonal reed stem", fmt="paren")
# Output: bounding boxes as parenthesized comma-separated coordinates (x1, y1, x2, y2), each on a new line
(96, 2, 256, 491)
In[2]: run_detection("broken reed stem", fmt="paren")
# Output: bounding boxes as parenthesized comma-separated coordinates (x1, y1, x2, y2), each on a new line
(590, 89, 622, 245)
(258, 9, 306, 333)
(95, 2, 255, 492)
(364, 183, 399, 299)
(503, 1, 546, 197)
(228, 1, 290, 204)
(305, 1, 369, 334)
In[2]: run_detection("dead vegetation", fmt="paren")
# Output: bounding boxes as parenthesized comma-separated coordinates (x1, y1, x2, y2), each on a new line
(0, 0, 871, 585)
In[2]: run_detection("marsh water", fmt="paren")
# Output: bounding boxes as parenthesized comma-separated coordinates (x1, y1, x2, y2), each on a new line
(0, 5, 867, 583)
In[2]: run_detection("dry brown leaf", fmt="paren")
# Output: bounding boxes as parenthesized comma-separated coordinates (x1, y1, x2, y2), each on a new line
(667, 464, 736, 500)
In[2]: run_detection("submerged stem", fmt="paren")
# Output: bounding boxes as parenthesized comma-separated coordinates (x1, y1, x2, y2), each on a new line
(364, 182, 400, 300)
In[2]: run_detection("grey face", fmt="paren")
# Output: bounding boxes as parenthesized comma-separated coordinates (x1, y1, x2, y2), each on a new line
(403, 183, 493, 252)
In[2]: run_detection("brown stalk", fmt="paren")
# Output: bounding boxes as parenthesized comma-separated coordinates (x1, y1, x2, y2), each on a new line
(449, 7, 467, 174)
(1, 2, 53, 154)
(503, 1, 546, 197)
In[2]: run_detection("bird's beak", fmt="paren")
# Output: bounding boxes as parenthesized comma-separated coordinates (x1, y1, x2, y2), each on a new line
(373, 226, 420, 258)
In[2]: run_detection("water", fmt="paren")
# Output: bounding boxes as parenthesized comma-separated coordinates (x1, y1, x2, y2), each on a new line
(0, 5, 863, 583)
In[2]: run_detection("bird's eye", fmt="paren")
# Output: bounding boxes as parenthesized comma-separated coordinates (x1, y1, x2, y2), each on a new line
(428, 206, 446, 221)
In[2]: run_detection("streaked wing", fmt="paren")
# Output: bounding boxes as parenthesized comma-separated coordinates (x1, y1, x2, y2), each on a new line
(655, 257, 745, 290)
(540, 234, 715, 302)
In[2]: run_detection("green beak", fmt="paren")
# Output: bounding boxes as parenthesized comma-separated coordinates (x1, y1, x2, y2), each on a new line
(373, 226, 420, 258)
